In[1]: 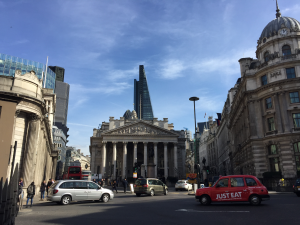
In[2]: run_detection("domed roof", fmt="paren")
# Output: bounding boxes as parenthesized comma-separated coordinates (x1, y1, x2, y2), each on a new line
(259, 1, 300, 41)
(131, 110, 138, 119)
(260, 16, 300, 40)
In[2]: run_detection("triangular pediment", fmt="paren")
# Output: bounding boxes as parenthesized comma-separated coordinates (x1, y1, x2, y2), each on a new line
(102, 121, 178, 136)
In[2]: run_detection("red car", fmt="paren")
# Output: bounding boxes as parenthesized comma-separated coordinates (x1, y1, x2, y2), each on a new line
(195, 175, 270, 206)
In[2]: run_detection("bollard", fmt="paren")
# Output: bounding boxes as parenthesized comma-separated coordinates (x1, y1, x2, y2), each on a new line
(194, 184, 198, 191)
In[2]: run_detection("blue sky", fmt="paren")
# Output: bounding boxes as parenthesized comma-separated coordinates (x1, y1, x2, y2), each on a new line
(1, 0, 299, 155)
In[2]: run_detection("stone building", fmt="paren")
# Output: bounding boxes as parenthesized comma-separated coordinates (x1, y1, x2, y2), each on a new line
(53, 125, 67, 178)
(64, 147, 90, 174)
(90, 111, 186, 180)
(228, 4, 300, 188)
(0, 69, 58, 190)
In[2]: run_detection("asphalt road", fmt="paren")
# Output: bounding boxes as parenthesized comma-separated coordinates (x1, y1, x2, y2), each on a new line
(16, 189, 299, 225)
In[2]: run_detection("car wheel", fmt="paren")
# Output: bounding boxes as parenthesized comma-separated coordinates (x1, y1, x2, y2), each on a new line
(136, 193, 141, 197)
(61, 195, 71, 205)
(164, 189, 168, 195)
(249, 195, 261, 206)
(150, 190, 155, 197)
(200, 195, 211, 206)
(101, 194, 110, 203)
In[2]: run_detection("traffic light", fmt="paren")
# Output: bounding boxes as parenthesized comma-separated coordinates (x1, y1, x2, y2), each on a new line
(133, 162, 138, 172)
(206, 166, 210, 175)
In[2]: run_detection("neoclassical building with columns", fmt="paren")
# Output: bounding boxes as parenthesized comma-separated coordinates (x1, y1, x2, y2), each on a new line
(90, 111, 186, 180)
(0, 69, 58, 191)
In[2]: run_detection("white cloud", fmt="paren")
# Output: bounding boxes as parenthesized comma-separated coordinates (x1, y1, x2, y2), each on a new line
(10, 39, 29, 45)
(282, 4, 300, 15)
(158, 59, 186, 79)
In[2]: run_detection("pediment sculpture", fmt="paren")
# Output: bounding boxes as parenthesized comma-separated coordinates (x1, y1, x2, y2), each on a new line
(110, 124, 170, 135)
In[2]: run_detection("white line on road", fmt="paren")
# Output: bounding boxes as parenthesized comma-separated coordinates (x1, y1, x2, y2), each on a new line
(176, 209, 249, 213)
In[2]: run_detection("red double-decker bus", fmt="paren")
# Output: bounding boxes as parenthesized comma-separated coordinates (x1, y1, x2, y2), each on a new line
(65, 166, 82, 180)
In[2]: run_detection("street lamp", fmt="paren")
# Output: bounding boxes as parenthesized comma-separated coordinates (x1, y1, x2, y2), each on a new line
(189, 97, 199, 137)
(189, 96, 200, 187)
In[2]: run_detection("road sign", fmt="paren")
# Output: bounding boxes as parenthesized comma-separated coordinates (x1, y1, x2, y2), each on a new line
(133, 172, 137, 178)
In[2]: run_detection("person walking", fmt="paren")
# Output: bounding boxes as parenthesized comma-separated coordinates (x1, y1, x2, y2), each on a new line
(112, 180, 118, 193)
(46, 179, 52, 196)
(26, 182, 35, 208)
(123, 178, 128, 194)
(40, 180, 46, 201)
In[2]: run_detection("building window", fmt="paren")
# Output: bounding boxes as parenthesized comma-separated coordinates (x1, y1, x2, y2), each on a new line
(296, 156, 300, 172)
(269, 157, 280, 172)
(293, 142, 300, 153)
(293, 113, 300, 128)
(267, 117, 275, 131)
(265, 97, 272, 109)
(261, 75, 268, 86)
(269, 145, 277, 155)
(282, 45, 291, 56)
(264, 52, 270, 62)
(290, 92, 300, 103)
(286, 68, 296, 79)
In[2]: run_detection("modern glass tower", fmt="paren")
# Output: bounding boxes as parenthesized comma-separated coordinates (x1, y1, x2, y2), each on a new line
(134, 65, 154, 120)
(0, 53, 56, 90)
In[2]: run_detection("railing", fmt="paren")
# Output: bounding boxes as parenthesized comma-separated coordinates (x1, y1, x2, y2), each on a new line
(281, 54, 297, 60)
(0, 164, 19, 225)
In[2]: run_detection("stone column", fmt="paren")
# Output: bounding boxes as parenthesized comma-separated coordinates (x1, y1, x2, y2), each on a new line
(101, 141, 107, 178)
(22, 114, 40, 187)
(51, 153, 58, 179)
(122, 142, 127, 179)
(274, 94, 283, 133)
(153, 142, 158, 178)
(142, 142, 148, 177)
(174, 143, 178, 177)
(164, 142, 168, 178)
(133, 142, 138, 165)
(279, 92, 290, 132)
(112, 142, 117, 180)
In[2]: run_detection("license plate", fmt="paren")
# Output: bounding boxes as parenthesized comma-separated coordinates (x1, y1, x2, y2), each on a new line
(297, 186, 300, 188)
(137, 185, 142, 187)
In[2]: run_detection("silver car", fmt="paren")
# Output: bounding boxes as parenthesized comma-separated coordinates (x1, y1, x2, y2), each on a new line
(47, 180, 114, 205)
(175, 180, 193, 191)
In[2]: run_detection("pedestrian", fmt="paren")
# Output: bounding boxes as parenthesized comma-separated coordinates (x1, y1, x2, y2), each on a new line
(102, 178, 105, 187)
(18, 181, 23, 202)
(19, 177, 24, 199)
(98, 180, 102, 187)
(40, 180, 46, 201)
(123, 178, 128, 194)
(112, 180, 118, 193)
(93, 179, 96, 183)
(26, 182, 35, 208)
(204, 179, 209, 187)
(46, 179, 52, 196)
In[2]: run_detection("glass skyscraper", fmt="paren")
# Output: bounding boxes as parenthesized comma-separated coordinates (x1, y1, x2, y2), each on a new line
(0, 53, 56, 90)
(134, 65, 154, 120)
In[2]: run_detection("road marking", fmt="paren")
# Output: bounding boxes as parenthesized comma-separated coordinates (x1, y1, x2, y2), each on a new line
(175, 209, 249, 213)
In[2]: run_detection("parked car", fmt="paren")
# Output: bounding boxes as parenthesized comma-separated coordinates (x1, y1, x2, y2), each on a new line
(195, 175, 270, 206)
(134, 178, 168, 196)
(47, 180, 114, 205)
(175, 180, 193, 191)
(293, 178, 300, 197)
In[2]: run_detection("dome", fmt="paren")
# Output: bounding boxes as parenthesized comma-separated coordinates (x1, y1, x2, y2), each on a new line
(131, 110, 138, 119)
(123, 110, 132, 120)
(260, 16, 300, 40)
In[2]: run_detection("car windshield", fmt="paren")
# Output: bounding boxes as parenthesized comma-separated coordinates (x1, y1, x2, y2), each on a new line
(135, 179, 147, 185)
(176, 181, 185, 183)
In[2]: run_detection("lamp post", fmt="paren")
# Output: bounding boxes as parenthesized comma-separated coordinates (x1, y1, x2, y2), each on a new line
(189, 96, 200, 187)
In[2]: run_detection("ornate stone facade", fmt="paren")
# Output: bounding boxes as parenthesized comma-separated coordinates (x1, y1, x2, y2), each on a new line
(90, 115, 186, 180)
(227, 7, 300, 189)
(0, 70, 58, 191)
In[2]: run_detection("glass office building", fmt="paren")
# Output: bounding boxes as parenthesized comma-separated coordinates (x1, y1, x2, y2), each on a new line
(134, 65, 154, 120)
(0, 53, 56, 90)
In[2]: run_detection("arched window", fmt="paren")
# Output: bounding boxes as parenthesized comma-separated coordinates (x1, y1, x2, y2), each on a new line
(264, 52, 270, 62)
(282, 45, 291, 56)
